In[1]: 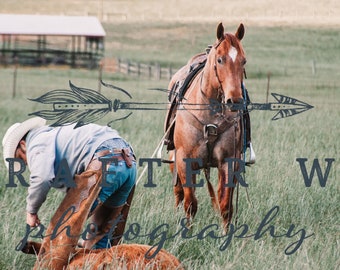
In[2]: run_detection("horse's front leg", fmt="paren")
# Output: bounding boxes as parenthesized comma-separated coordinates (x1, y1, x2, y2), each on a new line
(218, 164, 235, 233)
(173, 179, 184, 208)
(169, 150, 184, 207)
(176, 157, 198, 226)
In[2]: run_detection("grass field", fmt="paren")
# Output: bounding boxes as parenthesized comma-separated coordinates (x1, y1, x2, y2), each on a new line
(0, 1, 339, 269)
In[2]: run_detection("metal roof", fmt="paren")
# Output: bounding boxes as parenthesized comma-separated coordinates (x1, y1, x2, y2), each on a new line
(0, 14, 106, 37)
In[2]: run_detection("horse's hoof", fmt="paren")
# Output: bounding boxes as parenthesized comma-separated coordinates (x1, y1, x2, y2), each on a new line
(222, 218, 233, 235)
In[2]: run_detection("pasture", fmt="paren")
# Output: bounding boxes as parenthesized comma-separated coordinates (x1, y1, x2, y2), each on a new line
(0, 4, 339, 269)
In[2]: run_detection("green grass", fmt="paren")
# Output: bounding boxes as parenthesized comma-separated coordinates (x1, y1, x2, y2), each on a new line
(0, 21, 339, 270)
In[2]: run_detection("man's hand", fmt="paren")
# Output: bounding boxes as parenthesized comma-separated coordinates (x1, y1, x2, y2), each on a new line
(26, 212, 40, 227)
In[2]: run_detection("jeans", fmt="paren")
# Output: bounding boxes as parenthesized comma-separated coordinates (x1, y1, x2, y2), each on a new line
(90, 138, 136, 249)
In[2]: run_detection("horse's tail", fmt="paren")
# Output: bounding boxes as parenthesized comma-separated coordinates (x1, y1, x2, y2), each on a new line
(204, 169, 219, 212)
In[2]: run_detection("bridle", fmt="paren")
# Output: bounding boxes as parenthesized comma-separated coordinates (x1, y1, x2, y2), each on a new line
(211, 37, 246, 113)
(213, 62, 226, 103)
(183, 36, 246, 122)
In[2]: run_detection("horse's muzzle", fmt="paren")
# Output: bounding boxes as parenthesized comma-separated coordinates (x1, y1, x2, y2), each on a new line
(226, 97, 244, 111)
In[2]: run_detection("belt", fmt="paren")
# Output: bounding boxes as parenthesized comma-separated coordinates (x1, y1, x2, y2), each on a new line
(94, 149, 125, 159)
(88, 148, 135, 171)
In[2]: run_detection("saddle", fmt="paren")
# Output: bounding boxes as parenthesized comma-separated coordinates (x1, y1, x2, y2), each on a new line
(164, 53, 207, 151)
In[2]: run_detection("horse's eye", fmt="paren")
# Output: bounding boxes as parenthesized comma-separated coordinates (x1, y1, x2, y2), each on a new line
(217, 57, 224, 64)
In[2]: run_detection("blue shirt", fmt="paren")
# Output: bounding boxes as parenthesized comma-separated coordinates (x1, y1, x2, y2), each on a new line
(25, 123, 122, 214)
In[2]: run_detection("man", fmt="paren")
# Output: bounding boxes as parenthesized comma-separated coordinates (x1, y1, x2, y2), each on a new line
(2, 117, 136, 249)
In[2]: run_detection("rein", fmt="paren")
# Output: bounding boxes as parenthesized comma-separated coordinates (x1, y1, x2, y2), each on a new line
(213, 63, 226, 104)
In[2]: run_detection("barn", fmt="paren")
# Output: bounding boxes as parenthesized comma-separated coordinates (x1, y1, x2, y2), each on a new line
(0, 14, 106, 68)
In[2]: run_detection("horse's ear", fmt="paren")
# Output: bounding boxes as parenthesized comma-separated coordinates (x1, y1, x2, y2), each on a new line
(216, 22, 224, 40)
(235, 23, 245, 41)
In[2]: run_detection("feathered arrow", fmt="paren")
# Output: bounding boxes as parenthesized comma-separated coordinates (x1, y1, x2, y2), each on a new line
(248, 93, 314, 120)
(208, 93, 314, 120)
(29, 81, 114, 128)
(29, 81, 313, 128)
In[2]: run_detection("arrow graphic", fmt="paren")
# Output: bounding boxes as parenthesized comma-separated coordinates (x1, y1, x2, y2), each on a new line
(247, 93, 314, 120)
(29, 81, 313, 127)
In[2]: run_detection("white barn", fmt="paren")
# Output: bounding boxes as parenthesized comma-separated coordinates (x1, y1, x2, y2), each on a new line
(0, 14, 106, 68)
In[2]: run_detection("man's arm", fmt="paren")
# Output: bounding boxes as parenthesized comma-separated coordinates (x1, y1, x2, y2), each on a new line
(26, 213, 40, 227)
(26, 136, 56, 226)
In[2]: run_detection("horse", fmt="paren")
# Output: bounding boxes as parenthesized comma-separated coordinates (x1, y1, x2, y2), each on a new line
(21, 170, 183, 269)
(165, 23, 247, 231)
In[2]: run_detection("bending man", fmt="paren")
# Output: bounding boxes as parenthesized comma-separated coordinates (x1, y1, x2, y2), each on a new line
(2, 117, 137, 249)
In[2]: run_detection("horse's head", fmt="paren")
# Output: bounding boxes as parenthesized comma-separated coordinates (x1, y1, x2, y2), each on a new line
(206, 23, 246, 106)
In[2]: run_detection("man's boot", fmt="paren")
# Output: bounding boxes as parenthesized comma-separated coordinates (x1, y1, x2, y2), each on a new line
(81, 186, 135, 249)
(82, 204, 125, 249)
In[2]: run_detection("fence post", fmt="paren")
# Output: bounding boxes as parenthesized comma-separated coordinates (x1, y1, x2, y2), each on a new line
(12, 57, 18, 98)
(148, 64, 152, 79)
(169, 66, 173, 80)
(98, 60, 103, 93)
(311, 59, 316, 75)
(155, 63, 161, 80)
(266, 72, 271, 103)
(127, 60, 130, 75)
(117, 58, 121, 73)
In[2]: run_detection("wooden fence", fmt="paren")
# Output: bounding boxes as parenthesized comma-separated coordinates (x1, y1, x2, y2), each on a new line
(115, 58, 175, 80)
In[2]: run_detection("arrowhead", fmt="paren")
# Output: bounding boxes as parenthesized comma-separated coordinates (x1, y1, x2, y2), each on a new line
(271, 93, 314, 120)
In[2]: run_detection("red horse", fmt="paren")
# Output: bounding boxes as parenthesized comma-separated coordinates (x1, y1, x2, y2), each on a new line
(165, 23, 247, 231)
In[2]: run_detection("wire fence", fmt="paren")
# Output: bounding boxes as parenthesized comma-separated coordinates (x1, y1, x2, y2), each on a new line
(0, 56, 326, 99)
(0, 57, 176, 99)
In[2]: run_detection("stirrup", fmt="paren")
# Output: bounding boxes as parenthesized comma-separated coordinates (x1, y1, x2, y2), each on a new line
(245, 142, 256, 166)
(161, 154, 175, 164)
(157, 141, 175, 163)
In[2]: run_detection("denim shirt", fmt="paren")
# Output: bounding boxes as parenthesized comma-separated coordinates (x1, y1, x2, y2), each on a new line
(25, 123, 122, 214)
